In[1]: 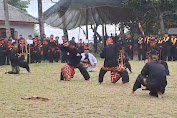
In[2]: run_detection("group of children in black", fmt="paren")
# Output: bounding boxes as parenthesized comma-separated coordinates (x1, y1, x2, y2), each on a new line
(0, 33, 173, 99)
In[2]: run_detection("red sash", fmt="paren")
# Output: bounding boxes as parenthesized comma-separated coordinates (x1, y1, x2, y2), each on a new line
(140, 44, 143, 49)
(61, 65, 75, 81)
(102, 65, 125, 83)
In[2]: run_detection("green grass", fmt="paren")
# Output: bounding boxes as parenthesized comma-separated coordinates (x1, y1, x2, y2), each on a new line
(0, 59, 177, 118)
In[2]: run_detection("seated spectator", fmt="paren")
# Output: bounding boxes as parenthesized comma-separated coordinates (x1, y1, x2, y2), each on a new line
(81, 48, 97, 72)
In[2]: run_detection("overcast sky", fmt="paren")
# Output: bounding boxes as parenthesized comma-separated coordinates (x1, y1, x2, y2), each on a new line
(26, 0, 120, 43)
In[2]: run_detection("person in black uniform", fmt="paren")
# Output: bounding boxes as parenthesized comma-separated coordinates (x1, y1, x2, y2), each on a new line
(54, 37, 60, 62)
(77, 39, 85, 54)
(147, 37, 170, 75)
(162, 33, 171, 61)
(60, 36, 68, 63)
(60, 40, 90, 81)
(137, 36, 146, 60)
(0, 38, 6, 66)
(170, 35, 177, 61)
(117, 37, 125, 48)
(157, 37, 164, 60)
(5, 42, 30, 74)
(98, 38, 129, 84)
(42, 38, 49, 61)
(125, 34, 134, 60)
(113, 33, 119, 44)
(30, 38, 41, 63)
(132, 49, 167, 99)
(48, 35, 57, 63)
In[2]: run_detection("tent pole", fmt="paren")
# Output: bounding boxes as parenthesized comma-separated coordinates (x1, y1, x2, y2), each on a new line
(61, 10, 68, 40)
(78, 27, 80, 41)
(93, 25, 98, 53)
(86, 25, 88, 41)
(63, 29, 68, 40)
(86, 8, 89, 43)
(102, 24, 105, 47)
(105, 24, 108, 36)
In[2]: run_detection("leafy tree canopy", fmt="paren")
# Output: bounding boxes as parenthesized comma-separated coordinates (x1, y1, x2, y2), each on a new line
(124, 0, 177, 35)
(8, 0, 29, 12)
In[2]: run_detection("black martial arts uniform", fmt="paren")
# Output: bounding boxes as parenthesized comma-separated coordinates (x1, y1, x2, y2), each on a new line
(133, 62, 167, 97)
(98, 44, 129, 84)
(125, 38, 134, 60)
(137, 37, 146, 60)
(60, 43, 68, 63)
(7, 49, 30, 74)
(162, 37, 171, 61)
(61, 47, 90, 80)
(147, 48, 170, 75)
(0, 43, 6, 66)
(30, 44, 41, 63)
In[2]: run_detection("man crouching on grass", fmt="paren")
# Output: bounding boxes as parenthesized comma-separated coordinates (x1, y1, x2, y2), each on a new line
(60, 40, 91, 82)
(5, 42, 30, 74)
(132, 49, 167, 99)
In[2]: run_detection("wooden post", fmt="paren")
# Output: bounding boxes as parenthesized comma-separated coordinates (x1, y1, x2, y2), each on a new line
(3, 0, 10, 39)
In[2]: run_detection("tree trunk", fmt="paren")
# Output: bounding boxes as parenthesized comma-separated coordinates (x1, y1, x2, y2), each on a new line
(120, 22, 124, 36)
(159, 13, 165, 35)
(38, 0, 45, 40)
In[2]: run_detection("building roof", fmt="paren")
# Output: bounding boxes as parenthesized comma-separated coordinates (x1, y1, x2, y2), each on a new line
(0, 1, 38, 24)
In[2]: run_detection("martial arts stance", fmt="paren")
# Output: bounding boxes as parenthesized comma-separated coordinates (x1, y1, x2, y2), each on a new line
(98, 38, 129, 84)
(132, 50, 167, 98)
(5, 42, 30, 74)
(60, 40, 90, 82)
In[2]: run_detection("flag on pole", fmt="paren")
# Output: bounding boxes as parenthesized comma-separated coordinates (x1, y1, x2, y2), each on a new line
(137, 19, 145, 36)
(80, 27, 88, 40)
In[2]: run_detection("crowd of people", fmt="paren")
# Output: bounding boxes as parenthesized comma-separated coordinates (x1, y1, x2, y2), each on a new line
(110, 33, 177, 61)
(0, 32, 174, 99)
(0, 34, 91, 66)
(0, 33, 177, 66)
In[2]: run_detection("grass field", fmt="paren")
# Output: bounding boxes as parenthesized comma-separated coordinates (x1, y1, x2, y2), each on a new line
(0, 59, 177, 118)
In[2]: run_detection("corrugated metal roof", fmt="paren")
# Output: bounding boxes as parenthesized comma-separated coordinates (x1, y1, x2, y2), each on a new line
(0, 1, 38, 23)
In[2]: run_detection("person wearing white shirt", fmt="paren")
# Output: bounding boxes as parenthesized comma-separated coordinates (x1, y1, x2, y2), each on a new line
(81, 48, 97, 72)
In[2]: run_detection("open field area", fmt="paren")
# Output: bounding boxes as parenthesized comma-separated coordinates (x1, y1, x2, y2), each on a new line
(0, 59, 177, 118)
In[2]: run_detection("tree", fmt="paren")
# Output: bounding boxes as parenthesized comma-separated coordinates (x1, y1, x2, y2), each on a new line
(8, 0, 29, 12)
(124, 0, 177, 35)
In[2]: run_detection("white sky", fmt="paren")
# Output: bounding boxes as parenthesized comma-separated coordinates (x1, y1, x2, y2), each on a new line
(26, 0, 121, 43)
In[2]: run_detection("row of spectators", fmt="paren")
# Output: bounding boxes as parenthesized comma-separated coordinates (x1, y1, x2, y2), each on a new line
(1, 33, 177, 66)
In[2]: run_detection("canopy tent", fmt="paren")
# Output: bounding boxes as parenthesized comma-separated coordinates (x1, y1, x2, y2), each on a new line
(43, 0, 135, 30)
